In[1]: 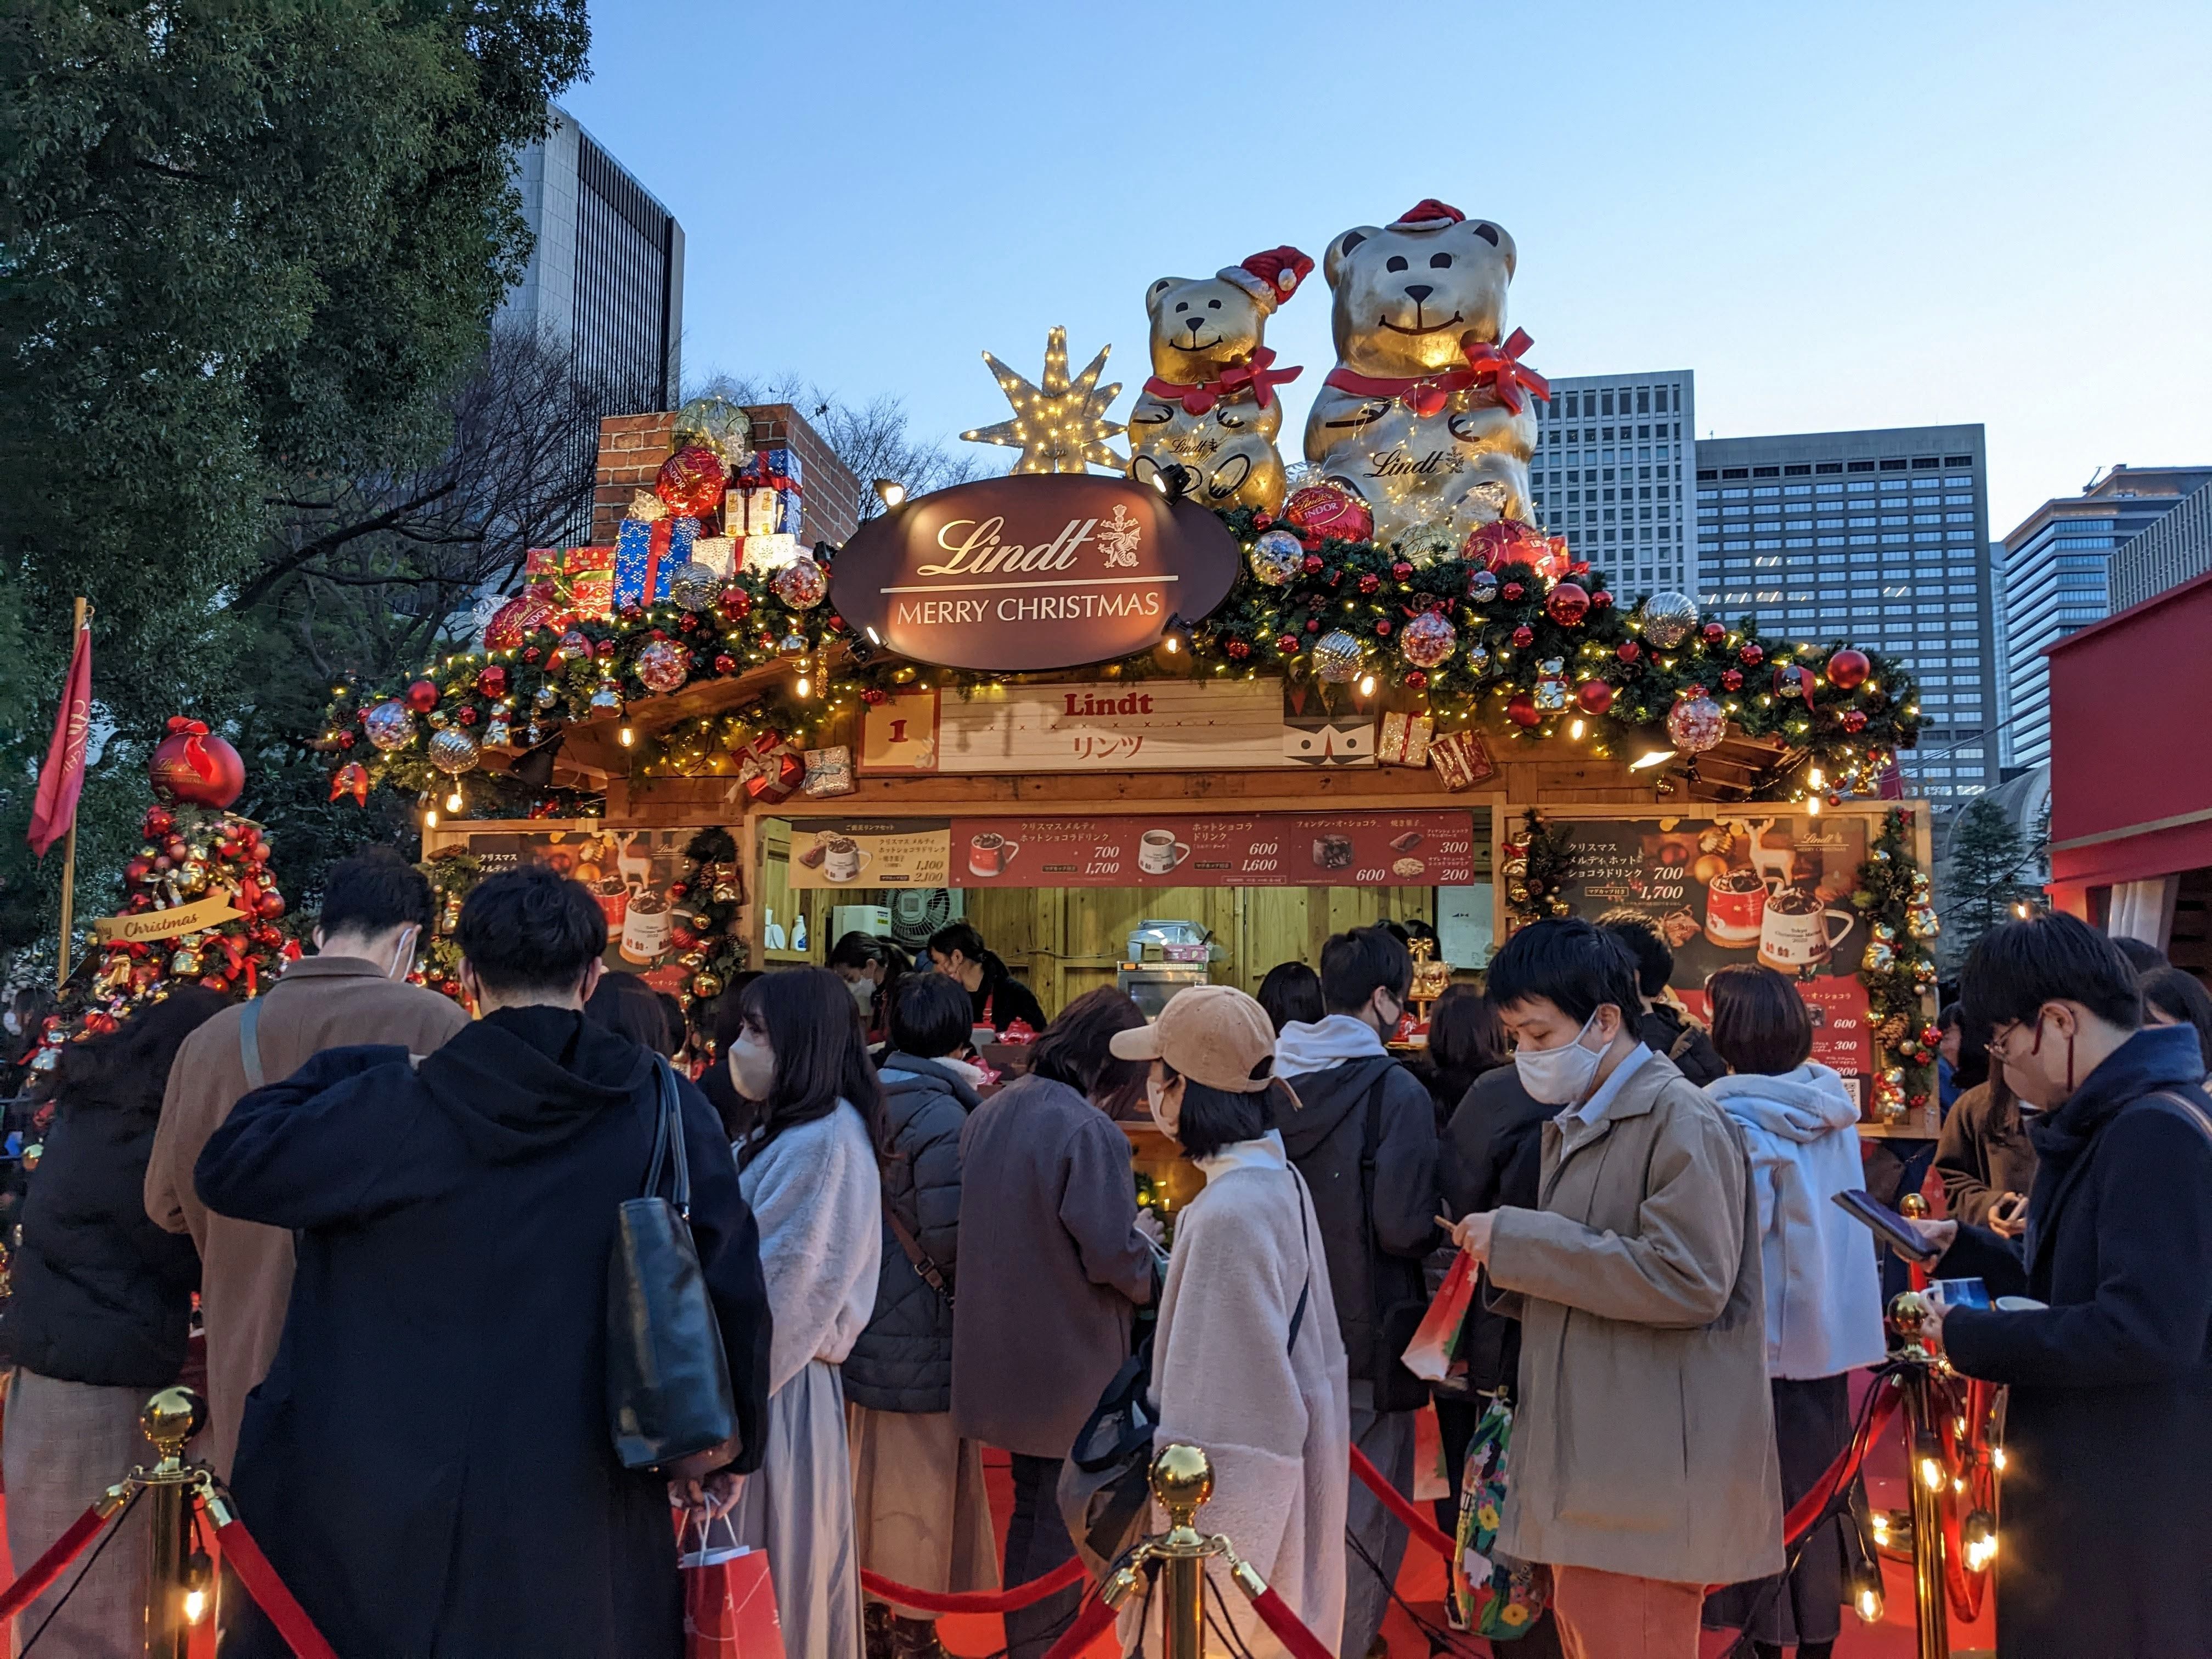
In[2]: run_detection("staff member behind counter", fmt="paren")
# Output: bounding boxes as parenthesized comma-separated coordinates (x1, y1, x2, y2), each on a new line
(929, 923, 1048, 1038)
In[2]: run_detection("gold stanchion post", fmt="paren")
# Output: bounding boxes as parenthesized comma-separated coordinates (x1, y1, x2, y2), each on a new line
(1152, 1446, 1214, 1659)
(1888, 1292, 1950, 1659)
(136, 1387, 210, 1658)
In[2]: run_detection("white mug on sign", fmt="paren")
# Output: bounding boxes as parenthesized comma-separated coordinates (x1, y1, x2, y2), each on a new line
(1138, 829, 1190, 875)
(1757, 889, 1853, 971)
(822, 835, 862, 882)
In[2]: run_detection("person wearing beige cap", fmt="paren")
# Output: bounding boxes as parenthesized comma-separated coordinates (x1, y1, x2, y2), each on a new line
(1109, 986, 1350, 1659)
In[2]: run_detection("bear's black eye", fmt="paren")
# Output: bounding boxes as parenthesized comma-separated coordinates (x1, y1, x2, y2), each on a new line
(1175, 301, 1187, 312)
(1207, 298, 1221, 309)
(1386, 255, 1408, 273)
(1472, 223, 1500, 247)
(1430, 252, 1453, 269)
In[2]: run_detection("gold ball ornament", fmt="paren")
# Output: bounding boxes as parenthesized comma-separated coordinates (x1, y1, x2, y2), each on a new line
(692, 970, 724, 1000)
(667, 560, 725, 613)
(1640, 591, 1700, 650)
(1398, 518, 1460, 569)
(428, 727, 481, 776)
(1312, 629, 1364, 684)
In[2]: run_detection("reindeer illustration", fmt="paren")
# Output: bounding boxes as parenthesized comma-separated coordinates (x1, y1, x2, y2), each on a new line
(612, 830, 654, 892)
(1743, 818, 1797, 893)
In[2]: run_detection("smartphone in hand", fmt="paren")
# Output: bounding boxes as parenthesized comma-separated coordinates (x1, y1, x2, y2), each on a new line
(1832, 1189, 1942, 1263)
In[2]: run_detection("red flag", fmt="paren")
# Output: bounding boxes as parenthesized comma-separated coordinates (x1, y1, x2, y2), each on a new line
(28, 621, 92, 857)
(1877, 760, 1905, 800)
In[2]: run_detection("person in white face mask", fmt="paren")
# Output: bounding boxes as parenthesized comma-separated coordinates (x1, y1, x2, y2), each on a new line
(1441, 919, 1781, 1659)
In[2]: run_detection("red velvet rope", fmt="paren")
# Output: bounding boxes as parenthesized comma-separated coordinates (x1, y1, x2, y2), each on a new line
(0, 1505, 110, 1628)
(1348, 1445, 1458, 1561)
(214, 1516, 341, 1659)
(1245, 1585, 1336, 1659)
(1037, 1590, 1118, 1659)
(1782, 1379, 1903, 1546)
(860, 1555, 1087, 1616)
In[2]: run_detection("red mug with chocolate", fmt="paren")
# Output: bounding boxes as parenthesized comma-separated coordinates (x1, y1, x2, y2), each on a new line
(1703, 868, 1767, 948)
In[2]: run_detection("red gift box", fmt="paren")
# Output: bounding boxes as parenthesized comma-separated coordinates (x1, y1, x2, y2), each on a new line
(736, 732, 804, 804)
(526, 546, 615, 620)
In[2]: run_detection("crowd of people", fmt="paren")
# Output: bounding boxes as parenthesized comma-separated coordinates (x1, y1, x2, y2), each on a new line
(3, 854, 2209, 1659)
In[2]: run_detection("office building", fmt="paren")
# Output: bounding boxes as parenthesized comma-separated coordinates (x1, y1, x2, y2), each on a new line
(501, 104, 684, 409)
(2108, 479, 2212, 613)
(1997, 466, 2212, 769)
(1694, 425, 1993, 800)
(1530, 373, 1696, 596)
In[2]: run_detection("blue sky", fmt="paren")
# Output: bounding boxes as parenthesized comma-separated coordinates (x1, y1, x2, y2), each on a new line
(566, 1, 2212, 539)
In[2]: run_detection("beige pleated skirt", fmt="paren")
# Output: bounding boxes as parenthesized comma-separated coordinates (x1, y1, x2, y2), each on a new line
(847, 1404, 1000, 1601)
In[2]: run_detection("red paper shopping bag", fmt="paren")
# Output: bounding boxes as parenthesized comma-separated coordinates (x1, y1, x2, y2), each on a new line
(679, 1508, 785, 1659)
(1401, 1249, 1478, 1383)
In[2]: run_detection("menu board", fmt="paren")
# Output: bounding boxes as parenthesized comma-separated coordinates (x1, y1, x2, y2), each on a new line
(438, 823, 707, 992)
(947, 811, 1476, 889)
(1543, 812, 1877, 1097)
(786, 818, 953, 889)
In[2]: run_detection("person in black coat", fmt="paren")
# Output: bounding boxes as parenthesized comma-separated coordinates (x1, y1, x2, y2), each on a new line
(848, 974, 997, 1659)
(1597, 910, 1727, 1086)
(1915, 915, 2212, 1659)
(198, 869, 772, 1659)
(3, 988, 227, 1656)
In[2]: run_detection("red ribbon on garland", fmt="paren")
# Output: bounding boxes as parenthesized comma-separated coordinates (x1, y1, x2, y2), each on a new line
(1144, 346, 1305, 415)
(1322, 328, 1550, 419)
(737, 457, 804, 498)
(166, 716, 219, 782)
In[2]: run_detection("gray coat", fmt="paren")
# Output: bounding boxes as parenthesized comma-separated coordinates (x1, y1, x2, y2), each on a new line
(843, 1054, 975, 1413)
(951, 1073, 1154, 1458)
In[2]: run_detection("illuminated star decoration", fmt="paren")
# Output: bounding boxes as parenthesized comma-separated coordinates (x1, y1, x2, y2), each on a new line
(961, 326, 1125, 473)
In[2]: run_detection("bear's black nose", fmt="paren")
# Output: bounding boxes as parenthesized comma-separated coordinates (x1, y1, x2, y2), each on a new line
(1404, 284, 1434, 302)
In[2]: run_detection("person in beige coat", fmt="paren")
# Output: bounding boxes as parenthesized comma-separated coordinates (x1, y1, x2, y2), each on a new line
(1447, 919, 1782, 1659)
(144, 848, 468, 1477)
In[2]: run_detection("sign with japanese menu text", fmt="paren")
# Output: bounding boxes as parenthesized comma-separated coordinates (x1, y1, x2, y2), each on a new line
(944, 810, 1475, 888)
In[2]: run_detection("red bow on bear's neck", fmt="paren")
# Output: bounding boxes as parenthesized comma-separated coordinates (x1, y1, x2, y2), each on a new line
(1321, 328, 1550, 418)
(165, 716, 218, 781)
(1144, 346, 1304, 416)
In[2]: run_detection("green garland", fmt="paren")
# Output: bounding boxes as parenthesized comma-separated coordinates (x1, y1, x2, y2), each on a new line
(326, 506, 1923, 812)
(1850, 807, 1943, 1121)
(1502, 808, 1575, 928)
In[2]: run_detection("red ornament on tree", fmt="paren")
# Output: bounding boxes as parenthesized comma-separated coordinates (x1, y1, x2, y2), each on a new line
(1739, 642, 1764, 667)
(1282, 479, 1374, 548)
(148, 719, 245, 809)
(1721, 668, 1745, 691)
(477, 665, 508, 698)
(861, 687, 888, 707)
(656, 445, 729, 517)
(405, 679, 439, 713)
(143, 805, 173, 838)
(1577, 680, 1615, 714)
(1391, 561, 1414, 582)
(1826, 648, 1871, 690)
(1507, 693, 1542, 727)
(484, 593, 555, 652)
(1503, 581, 1525, 602)
(1358, 573, 1381, 595)
(1842, 709, 1869, 733)
(1617, 640, 1641, 664)
(1545, 582, 1590, 626)
(719, 588, 755, 624)
(1302, 554, 1324, 574)
(1701, 622, 1726, 645)
(1277, 634, 1299, 652)
(1462, 518, 1561, 578)
(1226, 639, 1252, 659)
(1511, 624, 1535, 648)
(1404, 670, 1428, 689)
(1590, 590, 1613, 611)
(714, 653, 737, 675)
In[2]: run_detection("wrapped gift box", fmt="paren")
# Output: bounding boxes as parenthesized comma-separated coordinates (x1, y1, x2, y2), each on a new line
(802, 746, 855, 798)
(691, 537, 737, 580)
(1377, 711, 1435, 768)
(742, 532, 800, 574)
(525, 546, 614, 620)
(1428, 728, 1498, 791)
(726, 487, 782, 537)
(736, 449, 803, 543)
(735, 731, 804, 804)
(613, 515, 697, 608)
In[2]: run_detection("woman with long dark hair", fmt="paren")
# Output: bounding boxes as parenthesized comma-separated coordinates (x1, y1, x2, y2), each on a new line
(724, 968, 887, 1659)
(5, 987, 228, 1656)
(2141, 965, 2212, 1076)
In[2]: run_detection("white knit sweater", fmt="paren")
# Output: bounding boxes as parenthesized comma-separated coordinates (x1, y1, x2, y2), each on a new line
(737, 1101, 883, 1396)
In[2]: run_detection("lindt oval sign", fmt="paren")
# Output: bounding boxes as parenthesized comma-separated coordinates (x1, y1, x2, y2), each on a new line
(826, 474, 1242, 672)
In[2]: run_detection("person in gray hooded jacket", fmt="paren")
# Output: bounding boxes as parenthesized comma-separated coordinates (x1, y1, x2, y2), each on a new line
(847, 973, 999, 1659)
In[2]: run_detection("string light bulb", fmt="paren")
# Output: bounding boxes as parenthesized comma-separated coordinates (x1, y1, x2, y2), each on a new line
(444, 789, 462, 812)
(618, 725, 634, 748)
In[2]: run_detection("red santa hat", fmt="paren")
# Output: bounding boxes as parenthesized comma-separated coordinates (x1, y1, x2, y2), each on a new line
(1217, 246, 1315, 313)
(1387, 199, 1466, 233)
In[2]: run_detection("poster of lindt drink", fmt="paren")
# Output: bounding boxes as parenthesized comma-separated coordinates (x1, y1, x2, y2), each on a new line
(435, 823, 703, 992)
(1544, 813, 1875, 1098)
(786, 819, 953, 888)
(946, 811, 1476, 889)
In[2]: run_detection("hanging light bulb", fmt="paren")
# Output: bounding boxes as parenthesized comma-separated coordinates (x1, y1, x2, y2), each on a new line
(1808, 796, 1822, 816)
(424, 808, 439, 828)
(618, 725, 635, 748)
(444, 789, 462, 812)
(1808, 764, 1826, 789)
(1568, 717, 1585, 739)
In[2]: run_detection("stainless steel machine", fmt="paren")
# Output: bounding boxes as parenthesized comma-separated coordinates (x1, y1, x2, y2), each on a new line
(1116, 919, 1216, 1018)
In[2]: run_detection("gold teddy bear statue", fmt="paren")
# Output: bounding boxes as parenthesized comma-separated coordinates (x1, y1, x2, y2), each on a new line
(1126, 246, 1313, 516)
(1302, 200, 1549, 547)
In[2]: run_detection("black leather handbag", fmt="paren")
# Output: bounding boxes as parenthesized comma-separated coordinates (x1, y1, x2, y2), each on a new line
(607, 1058, 740, 1474)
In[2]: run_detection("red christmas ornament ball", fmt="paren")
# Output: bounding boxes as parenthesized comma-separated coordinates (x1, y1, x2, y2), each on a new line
(1404, 670, 1428, 689)
(1282, 479, 1374, 548)
(1302, 554, 1325, 574)
(143, 805, 173, 838)
(1842, 709, 1869, 733)
(714, 653, 737, 675)
(477, 665, 508, 698)
(719, 588, 754, 623)
(1507, 693, 1542, 727)
(148, 726, 245, 810)
(405, 679, 439, 713)
(1701, 622, 1726, 645)
(1511, 624, 1536, 648)
(125, 857, 152, 885)
(656, 444, 729, 517)
(484, 593, 555, 652)
(1590, 590, 1613, 611)
(1391, 561, 1414, 582)
(1226, 639, 1251, 659)
(1502, 582, 1525, 602)
(257, 891, 286, 921)
(1462, 518, 1556, 575)
(1545, 582, 1591, 626)
(1721, 668, 1745, 691)
(1617, 640, 1641, 664)
(1276, 634, 1299, 652)
(1577, 680, 1615, 714)
(862, 687, 888, 706)
(1375, 618, 1394, 636)
(1739, 643, 1765, 667)
(1358, 573, 1381, 595)
(1826, 648, 1871, 690)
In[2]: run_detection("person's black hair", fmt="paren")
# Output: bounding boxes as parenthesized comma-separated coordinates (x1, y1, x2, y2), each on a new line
(318, 847, 435, 940)
(1596, 909, 1672, 1000)
(454, 867, 606, 995)
(1959, 912, 2143, 1043)
(656, 992, 689, 1057)
(584, 972, 674, 1054)
(1029, 987, 1148, 1116)
(1319, 924, 1413, 1013)
(735, 967, 888, 1152)
(1938, 1001, 1963, 1033)
(1255, 962, 1324, 1032)
(927, 921, 988, 966)
(1158, 1060, 1283, 1163)
(1706, 963, 1814, 1076)
(48, 987, 230, 1121)
(2111, 935, 2169, 974)
(1484, 917, 1641, 1026)
(2141, 966, 2212, 1070)
(1378, 919, 1412, 947)
(1426, 984, 1509, 1079)
(12, 986, 55, 1022)
(696, 972, 766, 1141)
(829, 931, 888, 971)
(709, 973, 766, 1056)
(890, 972, 972, 1060)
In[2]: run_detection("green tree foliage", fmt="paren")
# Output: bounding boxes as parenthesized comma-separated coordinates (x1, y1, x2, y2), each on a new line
(1942, 795, 2035, 972)
(0, 0, 590, 963)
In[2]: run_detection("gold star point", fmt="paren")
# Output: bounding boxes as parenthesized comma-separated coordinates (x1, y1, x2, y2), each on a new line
(963, 325, 1125, 473)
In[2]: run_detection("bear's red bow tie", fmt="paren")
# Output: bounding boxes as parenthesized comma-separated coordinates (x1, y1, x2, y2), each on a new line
(1143, 346, 1303, 416)
(1322, 328, 1550, 418)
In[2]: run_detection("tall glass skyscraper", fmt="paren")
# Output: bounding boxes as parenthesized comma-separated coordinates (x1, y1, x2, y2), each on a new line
(1528, 373, 1696, 595)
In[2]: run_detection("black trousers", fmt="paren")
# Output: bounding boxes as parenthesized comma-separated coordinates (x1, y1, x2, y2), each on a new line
(1004, 1454, 1082, 1659)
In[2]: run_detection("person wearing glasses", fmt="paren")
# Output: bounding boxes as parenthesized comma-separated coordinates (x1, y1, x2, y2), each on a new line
(1909, 913, 2212, 1658)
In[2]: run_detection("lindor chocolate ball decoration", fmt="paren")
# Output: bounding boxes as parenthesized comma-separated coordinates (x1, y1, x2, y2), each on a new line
(148, 719, 245, 809)
(1282, 479, 1373, 548)
(655, 444, 729, 517)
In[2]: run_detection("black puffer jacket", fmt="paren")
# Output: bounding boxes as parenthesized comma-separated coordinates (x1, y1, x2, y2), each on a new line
(10, 1103, 200, 1387)
(1639, 1002, 1727, 1087)
(843, 1053, 977, 1413)
(1439, 1065, 1552, 1397)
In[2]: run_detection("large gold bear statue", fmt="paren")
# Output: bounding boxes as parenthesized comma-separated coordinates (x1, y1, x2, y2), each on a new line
(1126, 246, 1312, 515)
(1302, 201, 1549, 547)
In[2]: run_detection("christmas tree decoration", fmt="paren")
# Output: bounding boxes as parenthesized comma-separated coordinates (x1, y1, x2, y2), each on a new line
(1545, 581, 1590, 626)
(483, 709, 512, 747)
(1507, 692, 1541, 727)
(1667, 687, 1726, 754)
(1463, 518, 1559, 577)
(1826, 647, 1871, 690)
(484, 592, 556, 651)
(589, 684, 623, 716)
(655, 444, 729, 517)
(1398, 608, 1458, 668)
(1248, 528, 1304, 585)
(635, 639, 689, 694)
(147, 718, 245, 809)
(1775, 662, 1815, 707)
(1533, 658, 1570, 712)
(329, 763, 370, 805)
(1282, 478, 1374, 548)
(427, 727, 481, 776)
(770, 555, 828, 610)
(1312, 629, 1364, 682)
(1640, 591, 1699, 649)
(405, 679, 441, 713)
(672, 396, 753, 462)
(1466, 568, 1500, 605)
(1397, 518, 1459, 569)
(961, 326, 1126, 473)
(1576, 679, 1615, 715)
(666, 560, 725, 612)
(1464, 641, 1492, 674)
